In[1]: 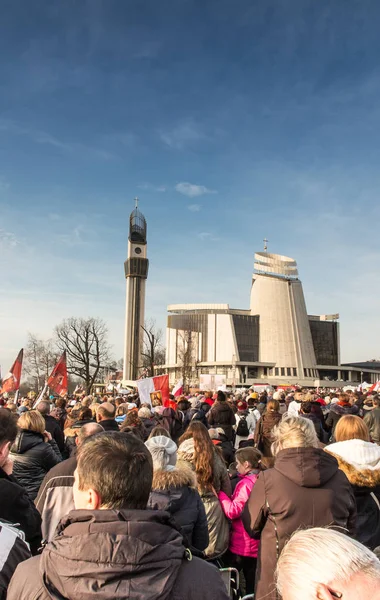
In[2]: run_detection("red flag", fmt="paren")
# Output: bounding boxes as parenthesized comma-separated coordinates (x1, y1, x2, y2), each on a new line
(48, 351, 68, 397)
(1, 349, 23, 393)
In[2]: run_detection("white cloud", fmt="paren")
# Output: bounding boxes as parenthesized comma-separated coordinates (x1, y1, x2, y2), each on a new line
(0, 229, 19, 248)
(188, 204, 201, 212)
(57, 226, 85, 246)
(175, 182, 217, 198)
(159, 120, 205, 149)
(197, 231, 219, 241)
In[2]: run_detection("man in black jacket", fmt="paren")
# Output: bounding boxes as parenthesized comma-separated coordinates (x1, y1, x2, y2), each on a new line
(36, 401, 65, 453)
(9, 432, 230, 600)
(0, 409, 42, 555)
(96, 402, 119, 431)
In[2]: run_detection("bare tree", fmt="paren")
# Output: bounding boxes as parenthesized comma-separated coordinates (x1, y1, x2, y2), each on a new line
(24, 333, 57, 393)
(177, 329, 199, 390)
(55, 317, 110, 394)
(141, 319, 165, 377)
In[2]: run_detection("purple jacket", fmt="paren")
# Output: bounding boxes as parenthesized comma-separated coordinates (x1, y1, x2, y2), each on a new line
(218, 472, 260, 557)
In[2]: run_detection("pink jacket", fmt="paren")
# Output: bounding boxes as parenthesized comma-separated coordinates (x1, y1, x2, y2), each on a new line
(218, 472, 260, 557)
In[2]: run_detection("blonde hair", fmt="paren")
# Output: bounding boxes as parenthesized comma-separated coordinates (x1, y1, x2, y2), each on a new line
(271, 416, 318, 456)
(276, 527, 380, 600)
(18, 410, 45, 434)
(335, 415, 370, 442)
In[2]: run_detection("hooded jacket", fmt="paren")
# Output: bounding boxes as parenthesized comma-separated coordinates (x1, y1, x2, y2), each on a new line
(7, 509, 230, 600)
(147, 464, 209, 552)
(254, 411, 282, 457)
(242, 447, 356, 600)
(207, 401, 236, 440)
(326, 402, 359, 435)
(218, 471, 260, 558)
(325, 439, 380, 550)
(10, 431, 62, 501)
(364, 407, 380, 443)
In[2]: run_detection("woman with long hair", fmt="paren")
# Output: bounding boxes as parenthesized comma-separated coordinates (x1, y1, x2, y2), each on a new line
(254, 399, 282, 457)
(178, 421, 231, 561)
(325, 415, 380, 550)
(120, 411, 147, 441)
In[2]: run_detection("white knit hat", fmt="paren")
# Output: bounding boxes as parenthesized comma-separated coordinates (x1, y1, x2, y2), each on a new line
(145, 436, 177, 471)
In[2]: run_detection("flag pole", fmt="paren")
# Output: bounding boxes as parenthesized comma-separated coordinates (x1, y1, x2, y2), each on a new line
(33, 383, 48, 409)
(14, 390, 19, 405)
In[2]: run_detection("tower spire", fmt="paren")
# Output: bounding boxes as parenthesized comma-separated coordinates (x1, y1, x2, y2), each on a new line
(263, 238, 268, 252)
(134, 197, 139, 209)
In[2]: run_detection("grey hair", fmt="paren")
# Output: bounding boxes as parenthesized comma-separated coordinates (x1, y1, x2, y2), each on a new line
(276, 527, 380, 600)
(138, 407, 152, 419)
(271, 415, 318, 456)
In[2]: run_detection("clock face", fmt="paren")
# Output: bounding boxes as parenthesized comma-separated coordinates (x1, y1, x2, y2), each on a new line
(135, 247, 142, 255)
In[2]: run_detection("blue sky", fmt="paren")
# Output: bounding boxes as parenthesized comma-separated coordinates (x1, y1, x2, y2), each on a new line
(1, 0, 380, 370)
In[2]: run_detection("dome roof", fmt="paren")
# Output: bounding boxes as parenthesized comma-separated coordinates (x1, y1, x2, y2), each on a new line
(129, 207, 147, 244)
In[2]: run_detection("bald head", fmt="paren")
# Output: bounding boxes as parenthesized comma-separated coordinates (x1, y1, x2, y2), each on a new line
(76, 422, 104, 446)
(37, 401, 50, 416)
(97, 402, 116, 422)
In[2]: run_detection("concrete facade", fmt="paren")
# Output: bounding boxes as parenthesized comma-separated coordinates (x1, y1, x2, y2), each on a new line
(164, 250, 377, 387)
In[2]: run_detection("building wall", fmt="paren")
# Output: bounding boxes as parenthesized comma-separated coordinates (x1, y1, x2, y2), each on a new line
(309, 320, 339, 366)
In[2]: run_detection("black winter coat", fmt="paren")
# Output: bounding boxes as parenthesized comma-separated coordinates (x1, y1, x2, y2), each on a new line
(147, 465, 209, 553)
(10, 431, 61, 501)
(326, 403, 359, 436)
(0, 467, 42, 555)
(43, 415, 65, 454)
(207, 401, 235, 441)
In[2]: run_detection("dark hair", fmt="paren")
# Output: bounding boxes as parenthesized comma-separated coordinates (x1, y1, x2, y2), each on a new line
(300, 401, 312, 414)
(235, 446, 262, 469)
(217, 390, 226, 402)
(0, 409, 18, 446)
(55, 398, 66, 409)
(148, 425, 172, 439)
(77, 407, 92, 421)
(77, 432, 153, 509)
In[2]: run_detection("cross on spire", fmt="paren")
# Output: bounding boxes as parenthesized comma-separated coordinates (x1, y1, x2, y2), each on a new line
(134, 197, 139, 209)
(263, 238, 268, 252)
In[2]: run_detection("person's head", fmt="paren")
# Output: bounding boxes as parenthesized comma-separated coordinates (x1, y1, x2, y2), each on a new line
(75, 422, 104, 447)
(148, 425, 171, 439)
(300, 401, 312, 415)
(81, 396, 92, 408)
(18, 410, 45, 435)
(121, 411, 141, 428)
(5, 403, 17, 414)
(179, 421, 215, 490)
(338, 392, 350, 405)
(145, 436, 177, 471)
(294, 391, 305, 403)
(138, 406, 152, 420)
(276, 527, 380, 600)
(36, 400, 50, 417)
(235, 447, 262, 475)
(89, 402, 100, 419)
(373, 396, 380, 408)
(54, 397, 66, 410)
(267, 399, 280, 412)
(0, 409, 18, 467)
(271, 416, 319, 456)
(77, 406, 93, 422)
(335, 415, 370, 442)
(116, 404, 129, 417)
(73, 432, 153, 510)
(237, 400, 248, 412)
(217, 390, 226, 402)
(208, 428, 219, 440)
(96, 402, 116, 422)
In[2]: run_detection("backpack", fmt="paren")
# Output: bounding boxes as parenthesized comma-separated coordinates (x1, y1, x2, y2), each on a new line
(236, 415, 249, 437)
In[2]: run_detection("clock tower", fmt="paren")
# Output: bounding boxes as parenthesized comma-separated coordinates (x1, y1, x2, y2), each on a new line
(123, 199, 149, 381)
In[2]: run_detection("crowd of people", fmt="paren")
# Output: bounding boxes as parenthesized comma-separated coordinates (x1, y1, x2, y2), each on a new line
(1, 385, 380, 599)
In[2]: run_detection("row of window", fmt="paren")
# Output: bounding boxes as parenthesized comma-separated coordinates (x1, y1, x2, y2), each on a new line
(263, 367, 319, 378)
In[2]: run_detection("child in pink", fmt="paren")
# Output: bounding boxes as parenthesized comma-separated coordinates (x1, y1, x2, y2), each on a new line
(218, 447, 261, 595)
